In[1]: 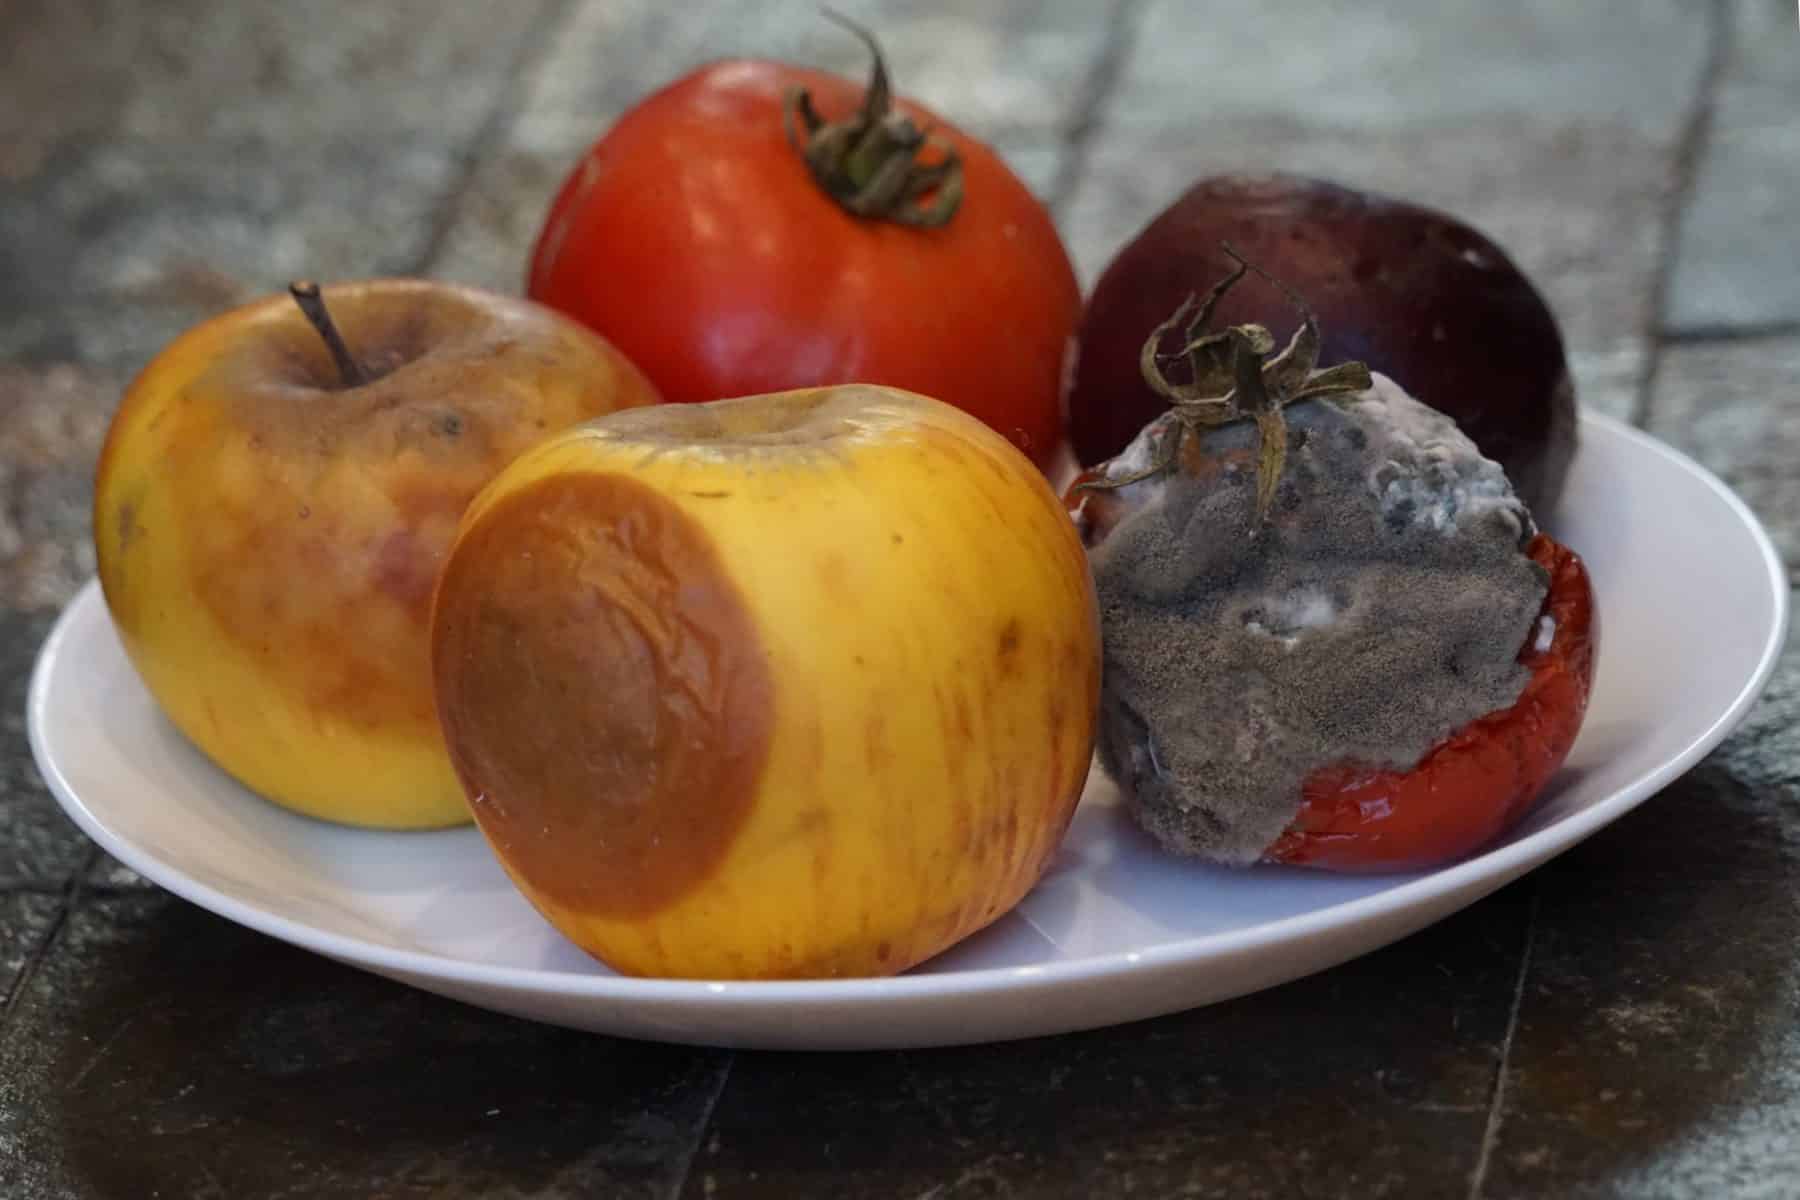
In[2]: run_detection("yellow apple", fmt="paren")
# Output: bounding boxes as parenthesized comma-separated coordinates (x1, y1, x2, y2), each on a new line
(94, 279, 660, 828)
(430, 385, 1101, 979)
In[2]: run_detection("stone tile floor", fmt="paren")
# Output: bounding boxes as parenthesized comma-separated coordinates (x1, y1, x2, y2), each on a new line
(1, 1, 1796, 1195)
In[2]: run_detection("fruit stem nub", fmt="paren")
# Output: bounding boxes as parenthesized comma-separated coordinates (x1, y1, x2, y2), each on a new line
(782, 10, 964, 228)
(1071, 245, 1373, 530)
(288, 280, 368, 388)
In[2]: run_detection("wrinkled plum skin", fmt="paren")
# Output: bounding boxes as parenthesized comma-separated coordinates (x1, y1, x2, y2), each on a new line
(1068, 174, 1578, 516)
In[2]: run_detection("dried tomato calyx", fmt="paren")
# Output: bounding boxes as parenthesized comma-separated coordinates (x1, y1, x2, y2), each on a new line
(1072, 246, 1373, 527)
(782, 11, 964, 229)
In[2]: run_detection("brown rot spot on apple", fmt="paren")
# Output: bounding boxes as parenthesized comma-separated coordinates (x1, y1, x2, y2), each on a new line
(432, 470, 775, 920)
(997, 617, 1022, 666)
(115, 501, 139, 553)
(371, 528, 437, 625)
(876, 940, 893, 964)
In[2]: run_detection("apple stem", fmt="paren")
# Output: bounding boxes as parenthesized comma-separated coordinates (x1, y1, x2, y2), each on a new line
(288, 280, 368, 388)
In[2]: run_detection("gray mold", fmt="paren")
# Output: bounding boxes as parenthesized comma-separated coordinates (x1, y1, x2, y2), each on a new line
(1088, 374, 1548, 864)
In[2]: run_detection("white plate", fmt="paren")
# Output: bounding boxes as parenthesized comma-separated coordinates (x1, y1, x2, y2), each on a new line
(29, 414, 1788, 1050)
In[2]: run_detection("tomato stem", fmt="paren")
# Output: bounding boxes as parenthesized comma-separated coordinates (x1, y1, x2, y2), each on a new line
(1071, 247, 1373, 529)
(288, 281, 368, 388)
(783, 12, 964, 228)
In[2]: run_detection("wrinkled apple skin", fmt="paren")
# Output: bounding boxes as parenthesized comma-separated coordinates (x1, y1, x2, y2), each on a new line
(93, 280, 659, 828)
(430, 386, 1102, 979)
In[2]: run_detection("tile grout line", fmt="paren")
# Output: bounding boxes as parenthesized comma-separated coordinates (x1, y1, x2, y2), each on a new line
(1046, 0, 1148, 218)
(0, 879, 71, 895)
(0, 875, 160, 896)
(663, 1053, 735, 1200)
(412, 0, 583, 277)
(1466, 883, 1541, 1200)
(1632, 0, 1733, 432)
(0, 844, 98, 1030)
(1658, 318, 1800, 347)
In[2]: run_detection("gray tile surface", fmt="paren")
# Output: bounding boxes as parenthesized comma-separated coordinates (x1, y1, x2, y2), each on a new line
(690, 890, 1532, 1199)
(1666, 0, 1800, 334)
(1110, 1, 1710, 138)
(0, 893, 61, 1009)
(1645, 333, 1800, 563)
(1478, 609, 1800, 1196)
(0, 366, 116, 613)
(1, 0, 1795, 1196)
(507, 0, 1116, 154)
(0, 610, 90, 887)
(0, 892, 732, 1200)
(0, 142, 463, 371)
(0, 0, 554, 159)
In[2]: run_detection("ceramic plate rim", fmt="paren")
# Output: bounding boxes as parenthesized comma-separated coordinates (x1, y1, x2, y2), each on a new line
(28, 411, 1789, 1008)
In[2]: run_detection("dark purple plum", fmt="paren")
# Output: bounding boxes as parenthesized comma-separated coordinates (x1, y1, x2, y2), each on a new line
(1068, 173, 1577, 515)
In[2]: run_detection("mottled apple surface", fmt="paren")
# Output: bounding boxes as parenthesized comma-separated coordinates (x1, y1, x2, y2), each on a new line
(431, 386, 1101, 979)
(94, 280, 659, 828)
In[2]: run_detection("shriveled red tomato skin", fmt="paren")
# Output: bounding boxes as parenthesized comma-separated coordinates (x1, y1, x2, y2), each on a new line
(526, 60, 1081, 470)
(1265, 534, 1596, 872)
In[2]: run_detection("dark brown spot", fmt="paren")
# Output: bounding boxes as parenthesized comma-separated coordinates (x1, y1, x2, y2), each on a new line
(689, 490, 732, 499)
(164, 283, 658, 749)
(115, 501, 138, 553)
(997, 617, 1022, 660)
(178, 459, 455, 737)
(876, 940, 893, 964)
(372, 528, 436, 622)
(433, 471, 774, 922)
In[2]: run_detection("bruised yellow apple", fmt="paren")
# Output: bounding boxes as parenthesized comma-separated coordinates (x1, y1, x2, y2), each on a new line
(94, 279, 659, 828)
(430, 385, 1101, 979)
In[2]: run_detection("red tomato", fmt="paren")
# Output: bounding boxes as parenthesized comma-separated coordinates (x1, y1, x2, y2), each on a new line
(1265, 534, 1597, 872)
(526, 39, 1081, 471)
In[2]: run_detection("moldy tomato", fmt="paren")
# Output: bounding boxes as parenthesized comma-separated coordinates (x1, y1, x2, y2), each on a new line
(526, 18, 1081, 472)
(1266, 533, 1596, 872)
(1070, 261, 1596, 874)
